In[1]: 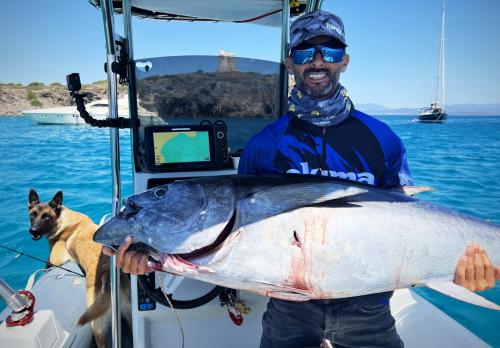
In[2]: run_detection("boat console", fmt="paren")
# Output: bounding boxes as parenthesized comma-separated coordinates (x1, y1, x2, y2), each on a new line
(126, 54, 284, 347)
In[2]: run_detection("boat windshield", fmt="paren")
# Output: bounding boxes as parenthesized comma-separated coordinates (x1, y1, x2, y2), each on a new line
(134, 55, 283, 154)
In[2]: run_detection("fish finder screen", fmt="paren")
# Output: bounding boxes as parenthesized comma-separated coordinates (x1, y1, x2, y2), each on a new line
(152, 130, 211, 164)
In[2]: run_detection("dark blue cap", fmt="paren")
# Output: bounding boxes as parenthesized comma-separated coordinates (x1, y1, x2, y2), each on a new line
(290, 10, 347, 50)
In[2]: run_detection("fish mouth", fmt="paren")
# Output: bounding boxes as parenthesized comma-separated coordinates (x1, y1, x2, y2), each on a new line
(163, 209, 237, 272)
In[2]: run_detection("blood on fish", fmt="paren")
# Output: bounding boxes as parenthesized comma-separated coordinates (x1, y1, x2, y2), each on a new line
(292, 230, 302, 247)
(290, 230, 309, 291)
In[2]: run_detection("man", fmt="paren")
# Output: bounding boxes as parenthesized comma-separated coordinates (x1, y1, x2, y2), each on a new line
(237, 9, 500, 347)
(104, 9, 499, 348)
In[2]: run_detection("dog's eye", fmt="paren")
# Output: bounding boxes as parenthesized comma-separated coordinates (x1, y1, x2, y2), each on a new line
(30, 212, 37, 218)
(42, 213, 50, 220)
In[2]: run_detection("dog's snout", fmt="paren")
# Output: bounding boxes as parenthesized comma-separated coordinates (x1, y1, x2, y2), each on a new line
(29, 227, 42, 240)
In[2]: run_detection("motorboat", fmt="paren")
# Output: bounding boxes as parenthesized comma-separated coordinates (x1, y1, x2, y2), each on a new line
(23, 98, 160, 125)
(0, 1, 492, 347)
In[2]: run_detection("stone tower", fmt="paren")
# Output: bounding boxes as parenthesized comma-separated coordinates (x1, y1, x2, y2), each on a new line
(217, 50, 236, 72)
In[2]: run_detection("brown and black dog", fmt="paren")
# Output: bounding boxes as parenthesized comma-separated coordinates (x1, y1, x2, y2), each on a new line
(28, 189, 131, 348)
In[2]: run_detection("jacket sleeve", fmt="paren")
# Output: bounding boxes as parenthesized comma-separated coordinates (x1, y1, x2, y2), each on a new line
(381, 139, 414, 188)
(238, 141, 261, 175)
(238, 127, 277, 175)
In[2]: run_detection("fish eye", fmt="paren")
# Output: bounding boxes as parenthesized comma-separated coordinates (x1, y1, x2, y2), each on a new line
(153, 188, 167, 199)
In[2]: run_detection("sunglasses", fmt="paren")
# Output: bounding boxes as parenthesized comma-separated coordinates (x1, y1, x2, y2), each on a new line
(290, 45, 345, 65)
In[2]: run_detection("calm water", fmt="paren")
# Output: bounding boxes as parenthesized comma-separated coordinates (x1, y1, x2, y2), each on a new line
(0, 115, 499, 345)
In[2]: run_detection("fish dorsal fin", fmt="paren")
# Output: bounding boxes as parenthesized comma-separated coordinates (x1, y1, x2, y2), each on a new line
(241, 182, 367, 221)
(400, 186, 434, 196)
(424, 280, 500, 310)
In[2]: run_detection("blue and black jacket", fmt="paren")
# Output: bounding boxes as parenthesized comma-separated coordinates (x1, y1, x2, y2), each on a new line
(238, 109, 413, 304)
(239, 110, 413, 188)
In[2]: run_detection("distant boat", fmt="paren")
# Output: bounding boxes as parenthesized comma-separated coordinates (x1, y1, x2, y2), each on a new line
(417, 0, 447, 123)
(23, 98, 160, 125)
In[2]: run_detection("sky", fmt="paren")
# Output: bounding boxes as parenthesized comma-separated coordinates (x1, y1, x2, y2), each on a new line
(1, 0, 499, 109)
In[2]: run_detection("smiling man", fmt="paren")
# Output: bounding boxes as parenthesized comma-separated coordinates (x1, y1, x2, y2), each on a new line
(237, 9, 499, 348)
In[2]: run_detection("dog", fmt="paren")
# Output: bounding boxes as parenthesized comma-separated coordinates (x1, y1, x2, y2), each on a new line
(28, 189, 131, 348)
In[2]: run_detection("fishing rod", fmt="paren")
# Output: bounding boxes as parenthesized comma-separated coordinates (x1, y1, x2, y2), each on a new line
(0, 245, 85, 277)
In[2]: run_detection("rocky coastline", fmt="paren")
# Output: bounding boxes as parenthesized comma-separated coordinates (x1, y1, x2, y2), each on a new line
(0, 82, 125, 116)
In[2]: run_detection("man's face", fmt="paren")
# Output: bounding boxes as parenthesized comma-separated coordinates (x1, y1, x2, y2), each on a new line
(286, 36, 349, 100)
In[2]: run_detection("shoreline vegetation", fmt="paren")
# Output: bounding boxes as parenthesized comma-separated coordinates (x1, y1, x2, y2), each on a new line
(0, 81, 127, 116)
(0, 81, 499, 116)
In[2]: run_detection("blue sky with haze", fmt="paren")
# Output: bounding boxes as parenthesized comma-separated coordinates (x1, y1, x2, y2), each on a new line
(1, 0, 499, 108)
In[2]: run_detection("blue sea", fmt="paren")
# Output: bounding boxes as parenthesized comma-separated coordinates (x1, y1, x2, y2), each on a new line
(0, 115, 499, 346)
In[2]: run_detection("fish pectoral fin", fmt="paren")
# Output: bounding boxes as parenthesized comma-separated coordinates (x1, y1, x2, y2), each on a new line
(255, 281, 312, 301)
(400, 185, 434, 196)
(266, 288, 312, 302)
(424, 280, 500, 310)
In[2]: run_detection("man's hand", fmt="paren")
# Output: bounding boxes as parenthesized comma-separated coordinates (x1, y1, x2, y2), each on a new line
(454, 243, 500, 292)
(102, 236, 150, 275)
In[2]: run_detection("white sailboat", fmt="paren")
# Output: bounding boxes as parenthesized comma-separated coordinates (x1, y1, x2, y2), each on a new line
(417, 0, 447, 123)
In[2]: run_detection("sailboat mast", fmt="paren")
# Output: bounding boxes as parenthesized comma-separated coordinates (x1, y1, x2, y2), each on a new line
(440, 0, 445, 108)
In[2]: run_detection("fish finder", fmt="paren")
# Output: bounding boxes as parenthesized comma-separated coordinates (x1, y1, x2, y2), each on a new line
(144, 122, 230, 172)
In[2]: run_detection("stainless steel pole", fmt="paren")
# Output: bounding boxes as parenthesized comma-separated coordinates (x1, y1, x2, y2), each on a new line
(100, 1, 122, 347)
(305, 0, 323, 13)
(441, 0, 446, 108)
(280, 0, 290, 114)
(123, 0, 134, 60)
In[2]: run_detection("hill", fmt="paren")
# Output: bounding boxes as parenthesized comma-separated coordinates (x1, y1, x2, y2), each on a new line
(0, 81, 126, 116)
(136, 71, 280, 119)
(357, 103, 500, 116)
(1, 81, 499, 117)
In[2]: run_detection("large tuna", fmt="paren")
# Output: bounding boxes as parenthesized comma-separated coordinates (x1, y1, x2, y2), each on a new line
(94, 175, 500, 309)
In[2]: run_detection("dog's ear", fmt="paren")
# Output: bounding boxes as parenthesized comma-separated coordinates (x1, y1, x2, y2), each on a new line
(49, 191, 63, 211)
(28, 189, 40, 209)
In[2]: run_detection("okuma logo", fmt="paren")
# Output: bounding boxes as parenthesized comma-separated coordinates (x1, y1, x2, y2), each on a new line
(286, 162, 374, 185)
(326, 23, 343, 36)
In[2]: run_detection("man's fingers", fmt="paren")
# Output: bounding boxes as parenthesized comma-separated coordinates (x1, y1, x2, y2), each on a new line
(465, 255, 475, 280)
(139, 254, 150, 274)
(465, 244, 475, 257)
(480, 249, 495, 288)
(129, 252, 144, 275)
(473, 250, 485, 283)
(464, 255, 476, 291)
(116, 236, 133, 268)
(454, 255, 467, 286)
(122, 250, 140, 274)
(494, 266, 500, 280)
(102, 246, 116, 257)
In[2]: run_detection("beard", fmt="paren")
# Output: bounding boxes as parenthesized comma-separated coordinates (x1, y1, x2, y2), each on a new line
(295, 68, 339, 99)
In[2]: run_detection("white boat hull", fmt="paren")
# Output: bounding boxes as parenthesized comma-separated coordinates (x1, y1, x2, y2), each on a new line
(24, 111, 108, 125)
(22, 98, 160, 125)
(1, 268, 487, 348)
